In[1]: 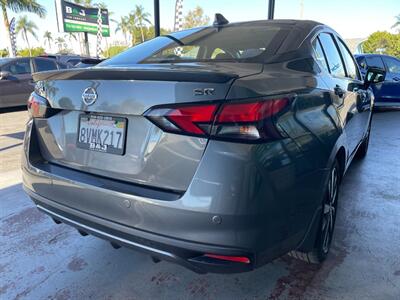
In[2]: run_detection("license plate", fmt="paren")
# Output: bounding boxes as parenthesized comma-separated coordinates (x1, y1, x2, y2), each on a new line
(77, 114, 127, 155)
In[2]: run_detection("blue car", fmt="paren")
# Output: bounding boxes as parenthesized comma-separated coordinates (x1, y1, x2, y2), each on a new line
(355, 54, 400, 108)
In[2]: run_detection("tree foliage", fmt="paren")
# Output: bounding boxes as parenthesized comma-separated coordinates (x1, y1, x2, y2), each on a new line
(16, 15, 38, 56)
(363, 31, 400, 58)
(0, 48, 9, 57)
(183, 6, 210, 29)
(17, 47, 44, 57)
(1, 0, 46, 56)
(392, 14, 400, 32)
(102, 45, 127, 57)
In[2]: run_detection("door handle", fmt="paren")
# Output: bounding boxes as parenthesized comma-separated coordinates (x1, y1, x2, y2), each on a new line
(334, 85, 345, 98)
(393, 77, 400, 81)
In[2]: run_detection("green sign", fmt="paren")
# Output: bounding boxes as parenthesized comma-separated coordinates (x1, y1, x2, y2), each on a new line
(56, 0, 110, 37)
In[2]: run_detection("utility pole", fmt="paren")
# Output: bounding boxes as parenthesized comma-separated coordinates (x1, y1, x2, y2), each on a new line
(84, 32, 90, 56)
(154, 0, 160, 37)
(268, 0, 275, 20)
(300, 0, 304, 19)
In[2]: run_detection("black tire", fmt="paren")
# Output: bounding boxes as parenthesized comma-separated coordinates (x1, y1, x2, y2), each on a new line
(289, 160, 340, 264)
(355, 121, 371, 159)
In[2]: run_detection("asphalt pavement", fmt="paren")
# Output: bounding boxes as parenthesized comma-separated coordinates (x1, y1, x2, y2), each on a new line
(1, 109, 399, 300)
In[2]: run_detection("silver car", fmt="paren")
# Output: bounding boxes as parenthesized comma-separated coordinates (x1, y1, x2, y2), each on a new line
(22, 19, 381, 273)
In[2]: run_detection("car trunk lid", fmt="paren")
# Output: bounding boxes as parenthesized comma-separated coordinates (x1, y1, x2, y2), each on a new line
(33, 63, 262, 192)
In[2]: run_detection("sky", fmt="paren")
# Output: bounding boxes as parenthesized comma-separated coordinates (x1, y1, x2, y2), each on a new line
(0, 0, 399, 55)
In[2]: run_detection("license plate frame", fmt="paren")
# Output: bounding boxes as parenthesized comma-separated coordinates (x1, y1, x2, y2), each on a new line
(77, 114, 127, 155)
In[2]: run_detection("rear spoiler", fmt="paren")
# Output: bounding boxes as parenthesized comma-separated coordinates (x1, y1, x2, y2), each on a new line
(32, 68, 238, 83)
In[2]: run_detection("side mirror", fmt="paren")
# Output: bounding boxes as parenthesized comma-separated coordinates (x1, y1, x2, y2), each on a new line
(364, 67, 386, 88)
(0, 71, 10, 80)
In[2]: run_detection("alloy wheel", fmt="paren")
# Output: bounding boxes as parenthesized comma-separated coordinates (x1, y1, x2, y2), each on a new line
(321, 166, 338, 254)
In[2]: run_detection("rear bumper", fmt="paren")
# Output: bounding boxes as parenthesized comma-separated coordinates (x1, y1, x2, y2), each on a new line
(22, 119, 327, 273)
(25, 186, 254, 274)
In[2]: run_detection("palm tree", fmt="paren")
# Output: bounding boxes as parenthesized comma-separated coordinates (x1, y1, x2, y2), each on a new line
(114, 16, 130, 46)
(392, 14, 400, 32)
(126, 13, 137, 46)
(1, 0, 46, 57)
(133, 5, 151, 43)
(73, 0, 92, 5)
(43, 31, 53, 52)
(55, 37, 66, 52)
(16, 15, 38, 56)
(66, 32, 77, 44)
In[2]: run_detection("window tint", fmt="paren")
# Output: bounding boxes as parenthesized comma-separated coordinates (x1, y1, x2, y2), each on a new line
(337, 39, 359, 79)
(67, 59, 81, 66)
(365, 56, 384, 69)
(153, 45, 200, 60)
(318, 33, 345, 77)
(311, 37, 329, 73)
(35, 58, 58, 72)
(142, 26, 286, 63)
(57, 62, 68, 69)
(3, 59, 31, 74)
(383, 57, 400, 74)
(356, 56, 367, 70)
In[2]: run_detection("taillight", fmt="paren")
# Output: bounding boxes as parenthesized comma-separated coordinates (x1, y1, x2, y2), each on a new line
(145, 104, 219, 136)
(213, 98, 289, 141)
(144, 97, 290, 142)
(27, 93, 59, 119)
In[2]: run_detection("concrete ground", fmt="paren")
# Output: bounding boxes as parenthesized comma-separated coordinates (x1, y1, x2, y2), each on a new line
(1, 109, 399, 300)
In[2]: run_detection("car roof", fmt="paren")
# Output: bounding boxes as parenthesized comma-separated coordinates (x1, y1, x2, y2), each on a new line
(355, 53, 399, 60)
(170, 19, 326, 58)
(179, 19, 323, 38)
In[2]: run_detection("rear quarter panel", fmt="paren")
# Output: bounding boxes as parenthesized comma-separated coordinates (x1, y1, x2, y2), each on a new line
(226, 61, 343, 248)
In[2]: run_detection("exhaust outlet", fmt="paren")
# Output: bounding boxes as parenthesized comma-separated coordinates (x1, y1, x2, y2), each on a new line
(52, 217, 62, 224)
(151, 256, 161, 263)
(78, 229, 88, 236)
(111, 242, 121, 249)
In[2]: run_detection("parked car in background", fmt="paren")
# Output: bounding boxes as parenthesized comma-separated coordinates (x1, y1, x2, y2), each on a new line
(355, 54, 400, 108)
(74, 58, 104, 68)
(0, 57, 67, 108)
(39, 54, 91, 68)
(24, 18, 384, 273)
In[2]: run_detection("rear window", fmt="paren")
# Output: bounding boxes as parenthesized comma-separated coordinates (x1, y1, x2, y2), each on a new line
(143, 26, 286, 63)
(0, 58, 13, 66)
(2, 58, 31, 74)
(67, 58, 81, 66)
(35, 58, 58, 72)
(101, 25, 290, 65)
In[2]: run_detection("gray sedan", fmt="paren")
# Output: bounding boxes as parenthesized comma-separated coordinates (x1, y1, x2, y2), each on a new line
(22, 18, 383, 273)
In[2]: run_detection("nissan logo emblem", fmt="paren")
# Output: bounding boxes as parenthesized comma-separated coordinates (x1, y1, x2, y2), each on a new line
(82, 87, 98, 106)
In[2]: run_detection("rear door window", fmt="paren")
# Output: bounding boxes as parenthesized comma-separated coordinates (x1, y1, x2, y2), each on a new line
(311, 37, 329, 73)
(34, 58, 58, 72)
(3, 59, 32, 75)
(318, 33, 346, 78)
(337, 38, 360, 80)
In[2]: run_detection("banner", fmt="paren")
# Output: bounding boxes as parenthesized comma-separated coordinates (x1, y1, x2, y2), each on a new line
(9, 17, 17, 57)
(55, 0, 110, 37)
